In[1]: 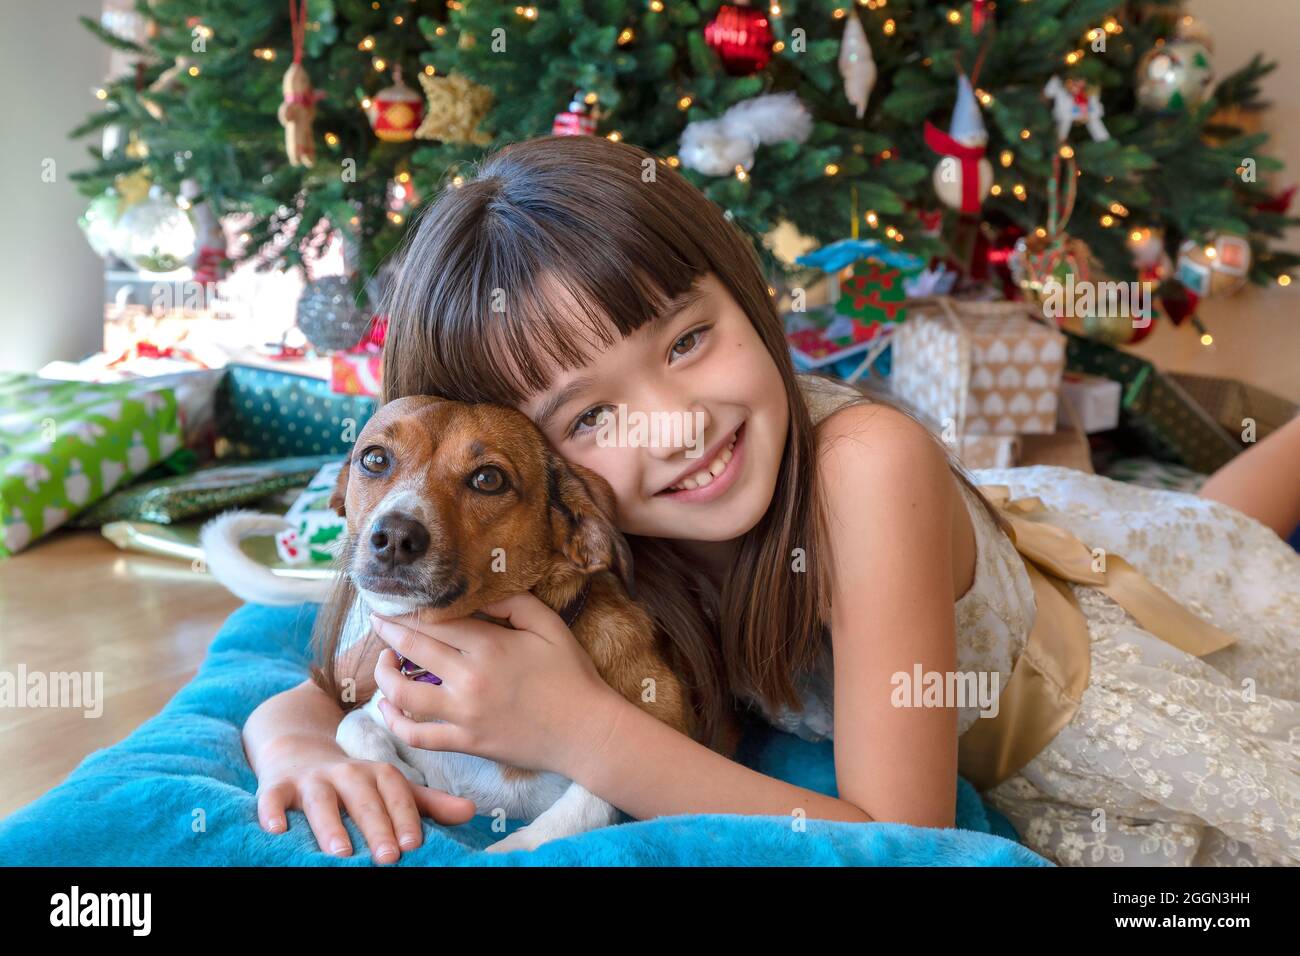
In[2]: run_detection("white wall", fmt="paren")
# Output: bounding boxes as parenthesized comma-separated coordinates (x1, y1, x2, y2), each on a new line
(0, 0, 110, 373)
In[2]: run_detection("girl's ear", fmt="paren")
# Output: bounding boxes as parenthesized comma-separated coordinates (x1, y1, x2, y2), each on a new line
(546, 454, 636, 599)
(328, 455, 350, 517)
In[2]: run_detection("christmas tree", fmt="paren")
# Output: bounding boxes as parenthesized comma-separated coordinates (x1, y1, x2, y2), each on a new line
(75, 0, 1297, 323)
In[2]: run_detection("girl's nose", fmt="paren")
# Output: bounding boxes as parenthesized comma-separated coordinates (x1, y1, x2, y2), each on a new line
(641, 401, 712, 461)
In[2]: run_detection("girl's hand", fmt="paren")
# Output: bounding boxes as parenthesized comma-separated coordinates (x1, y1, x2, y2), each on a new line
(370, 592, 618, 778)
(255, 734, 477, 863)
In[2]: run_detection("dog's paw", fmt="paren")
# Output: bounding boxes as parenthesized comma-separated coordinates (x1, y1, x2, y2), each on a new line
(484, 827, 550, 854)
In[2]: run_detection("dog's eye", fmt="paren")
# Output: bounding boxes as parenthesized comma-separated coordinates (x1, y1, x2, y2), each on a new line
(468, 466, 508, 495)
(359, 447, 390, 473)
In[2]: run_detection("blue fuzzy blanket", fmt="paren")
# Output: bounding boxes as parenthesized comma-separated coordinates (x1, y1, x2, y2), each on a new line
(0, 603, 1048, 866)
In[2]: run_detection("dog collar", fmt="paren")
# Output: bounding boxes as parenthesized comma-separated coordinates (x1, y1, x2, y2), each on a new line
(395, 578, 593, 684)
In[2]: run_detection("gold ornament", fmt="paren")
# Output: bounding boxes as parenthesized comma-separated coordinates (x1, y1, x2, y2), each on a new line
(415, 71, 493, 145)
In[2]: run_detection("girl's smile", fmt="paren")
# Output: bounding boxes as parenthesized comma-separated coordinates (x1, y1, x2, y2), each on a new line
(653, 420, 745, 502)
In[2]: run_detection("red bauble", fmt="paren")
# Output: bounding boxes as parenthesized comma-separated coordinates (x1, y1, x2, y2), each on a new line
(703, 4, 774, 76)
(367, 67, 424, 143)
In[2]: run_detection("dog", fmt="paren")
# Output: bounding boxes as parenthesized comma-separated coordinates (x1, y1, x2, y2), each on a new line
(202, 395, 724, 852)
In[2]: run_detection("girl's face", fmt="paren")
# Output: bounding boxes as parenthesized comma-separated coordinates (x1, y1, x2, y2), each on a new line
(518, 272, 789, 545)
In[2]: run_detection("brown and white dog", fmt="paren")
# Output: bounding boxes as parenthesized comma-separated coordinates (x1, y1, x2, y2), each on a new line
(202, 395, 716, 852)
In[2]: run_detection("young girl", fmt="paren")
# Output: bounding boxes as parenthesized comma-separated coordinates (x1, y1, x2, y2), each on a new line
(242, 134, 1300, 867)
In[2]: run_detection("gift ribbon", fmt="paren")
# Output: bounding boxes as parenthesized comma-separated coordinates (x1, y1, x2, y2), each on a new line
(924, 121, 986, 215)
(956, 485, 1238, 792)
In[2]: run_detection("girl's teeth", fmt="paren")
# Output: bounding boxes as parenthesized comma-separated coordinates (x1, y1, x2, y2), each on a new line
(668, 434, 738, 492)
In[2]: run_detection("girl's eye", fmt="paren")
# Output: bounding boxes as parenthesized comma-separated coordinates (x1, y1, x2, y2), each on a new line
(569, 405, 613, 439)
(468, 465, 509, 495)
(670, 325, 711, 362)
(359, 447, 390, 473)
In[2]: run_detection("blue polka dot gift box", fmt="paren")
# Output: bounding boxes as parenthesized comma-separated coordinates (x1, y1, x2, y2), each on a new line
(214, 365, 376, 461)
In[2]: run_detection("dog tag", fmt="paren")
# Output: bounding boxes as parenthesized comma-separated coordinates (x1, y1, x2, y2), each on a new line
(396, 653, 442, 685)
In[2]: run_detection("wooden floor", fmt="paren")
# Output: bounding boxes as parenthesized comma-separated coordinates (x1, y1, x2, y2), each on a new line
(0, 530, 241, 818)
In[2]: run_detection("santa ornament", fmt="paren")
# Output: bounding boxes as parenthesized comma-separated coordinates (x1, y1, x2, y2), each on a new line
(278, 0, 323, 167)
(1043, 75, 1110, 142)
(925, 74, 993, 214)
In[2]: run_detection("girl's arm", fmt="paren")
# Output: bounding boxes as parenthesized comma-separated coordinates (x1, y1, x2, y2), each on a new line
(243, 635, 477, 861)
(569, 403, 961, 828)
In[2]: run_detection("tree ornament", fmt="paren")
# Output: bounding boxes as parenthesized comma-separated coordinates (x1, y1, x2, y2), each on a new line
(1126, 227, 1172, 283)
(1176, 234, 1252, 298)
(1136, 39, 1214, 113)
(414, 71, 493, 145)
(703, 2, 774, 76)
(679, 92, 812, 177)
(278, 0, 321, 167)
(366, 66, 424, 143)
(296, 276, 372, 352)
(1084, 311, 1148, 346)
(924, 74, 993, 214)
(1009, 151, 1091, 314)
(79, 190, 123, 258)
(551, 92, 600, 136)
(1157, 279, 1199, 326)
(113, 185, 198, 273)
(838, 12, 876, 119)
(1043, 75, 1109, 142)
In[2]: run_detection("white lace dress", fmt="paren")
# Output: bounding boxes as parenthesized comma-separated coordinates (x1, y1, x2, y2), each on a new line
(751, 374, 1300, 866)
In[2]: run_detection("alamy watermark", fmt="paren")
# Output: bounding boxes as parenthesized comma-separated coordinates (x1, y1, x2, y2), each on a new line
(892, 665, 1001, 718)
(1, 666, 103, 718)
(591, 405, 709, 458)
(1041, 275, 1154, 327)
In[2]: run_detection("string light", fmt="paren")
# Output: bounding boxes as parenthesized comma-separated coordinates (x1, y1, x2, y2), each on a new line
(514, 5, 538, 19)
(1000, 150, 1014, 167)
(324, 132, 339, 146)
(1205, 245, 1217, 259)
(990, 184, 1003, 196)
(883, 18, 896, 34)
(396, 171, 411, 183)
(1200, 332, 1214, 346)
(393, 15, 404, 26)
(1109, 202, 1128, 216)
(893, 231, 905, 243)
(1104, 18, 1121, 33)
(1278, 274, 1292, 286)
(451, 175, 465, 186)
(947, 9, 962, 24)
(1013, 184, 1027, 200)
(1064, 50, 1083, 65)
(773, 40, 785, 52)
(865, 211, 879, 227)
(880, 149, 893, 159)
(666, 155, 680, 167)
(1100, 214, 1115, 227)
(584, 92, 599, 105)
(1130, 229, 1146, 243)
(734, 165, 749, 181)
(677, 95, 693, 110)
(770, 3, 782, 15)
(1059, 144, 1074, 159)
(435, 26, 446, 36)
(618, 28, 635, 44)
(389, 212, 404, 224)
(360, 97, 373, 109)
(1019, 128, 1031, 140)
(833, 8, 846, 19)
(650, 0, 664, 10)
(976, 89, 993, 106)
(424, 65, 435, 76)
(94, 88, 108, 100)
(372, 57, 387, 72)
(1035, 227, 1047, 238)
(824, 163, 840, 176)
(188, 66, 200, 76)
(884, 226, 898, 238)
(607, 130, 623, 142)
(358, 36, 375, 51)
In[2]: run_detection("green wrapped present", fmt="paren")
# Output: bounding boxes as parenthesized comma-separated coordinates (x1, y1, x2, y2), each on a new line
(214, 365, 377, 460)
(1063, 333, 1240, 474)
(0, 373, 182, 558)
(67, 454, 341, 528)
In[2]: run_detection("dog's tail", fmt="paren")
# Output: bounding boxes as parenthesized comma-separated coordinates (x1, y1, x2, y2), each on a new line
(199, 510, 335, 605)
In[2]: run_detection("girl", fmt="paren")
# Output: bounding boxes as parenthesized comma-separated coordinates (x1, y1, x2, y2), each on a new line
(243, 134, 1300, 866)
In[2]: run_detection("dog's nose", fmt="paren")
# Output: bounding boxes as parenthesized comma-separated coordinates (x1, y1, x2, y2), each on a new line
(368, 512, 430, 567)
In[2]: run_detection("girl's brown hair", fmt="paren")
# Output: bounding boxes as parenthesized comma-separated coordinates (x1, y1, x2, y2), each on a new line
(323, 134, 1004, 748)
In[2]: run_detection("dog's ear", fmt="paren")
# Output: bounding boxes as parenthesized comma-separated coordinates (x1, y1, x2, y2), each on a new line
(546, 454, 636, 599)
(328, 454, 350, 517)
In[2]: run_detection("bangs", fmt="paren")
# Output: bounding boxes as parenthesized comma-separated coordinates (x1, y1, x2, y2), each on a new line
(437, 211, 707, 408)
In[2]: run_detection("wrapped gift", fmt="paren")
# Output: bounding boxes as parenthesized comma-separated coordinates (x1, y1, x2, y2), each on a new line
(214, 365, 377, 460)
(0, 373, 182, 558)
(330, 351, 383, 397)
(890, 298, 1066, 436)
(274, 459, 347, 565)
(1167, 371, 1297, 443)
(1057, 371, 1121, 433)
(1063, 333, 1240, 473)
(955, 434, 1020, 469)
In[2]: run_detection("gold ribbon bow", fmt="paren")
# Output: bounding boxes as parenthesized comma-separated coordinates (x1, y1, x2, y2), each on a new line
(956, 485, 1237, 793)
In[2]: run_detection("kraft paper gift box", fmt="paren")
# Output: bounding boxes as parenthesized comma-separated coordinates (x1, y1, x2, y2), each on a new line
(890, 298, 1067, 436)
